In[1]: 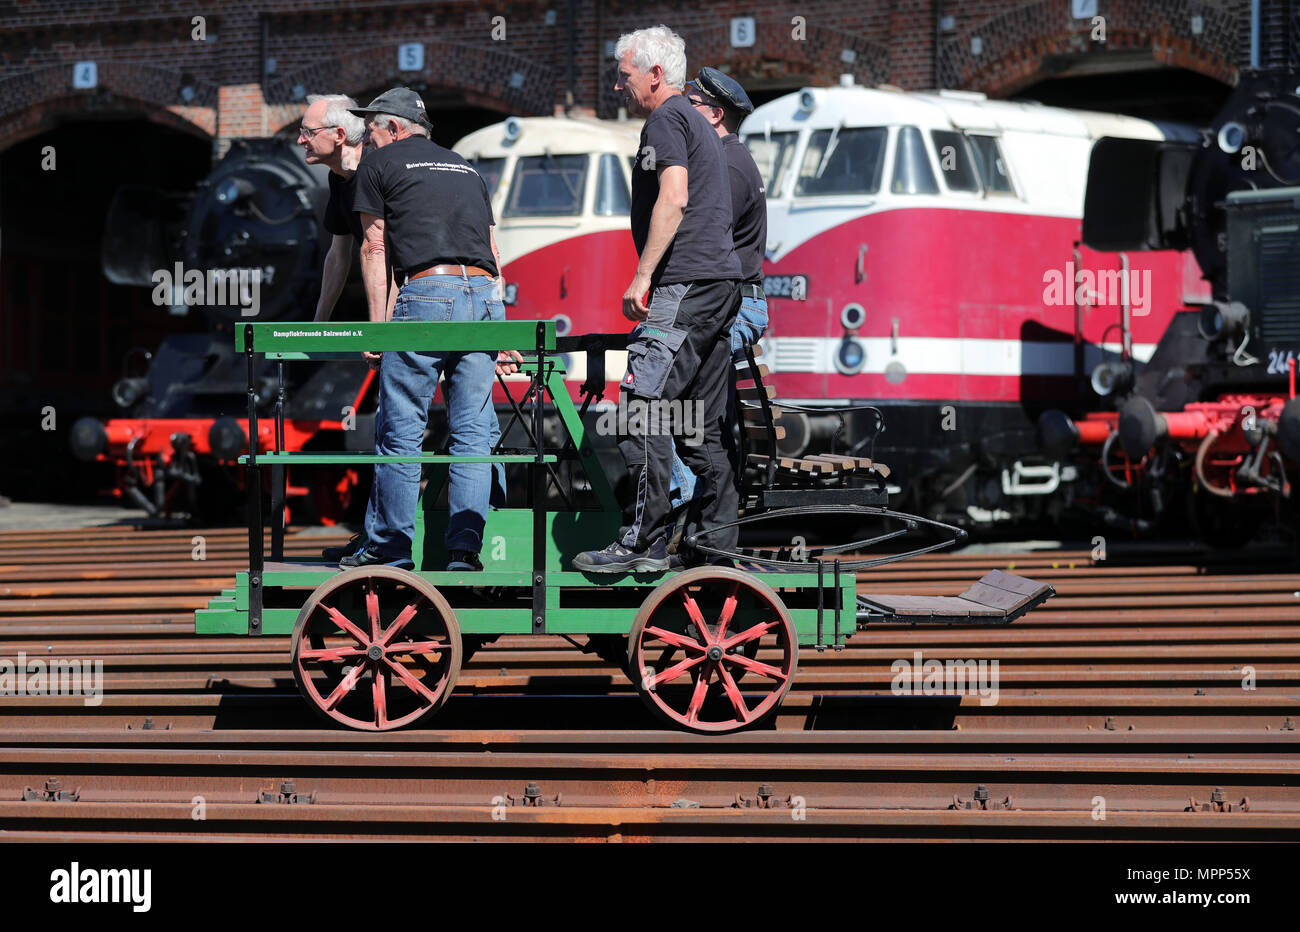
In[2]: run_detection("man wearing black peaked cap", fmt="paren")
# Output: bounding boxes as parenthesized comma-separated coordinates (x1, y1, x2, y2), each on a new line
(665, 67, 770, 563)
(684, 66, 767, 352)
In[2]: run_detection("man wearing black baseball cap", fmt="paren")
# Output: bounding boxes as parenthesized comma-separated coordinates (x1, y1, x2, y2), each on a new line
(338, 86, 506, 573)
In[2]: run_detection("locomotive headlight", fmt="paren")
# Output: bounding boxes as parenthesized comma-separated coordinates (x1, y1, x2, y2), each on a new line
(1216, 121, 1246, 155)
(840, 303, 866, 331)
(214, 177, 255, 205)
(834, 336, 866, 375)
(1089, 360, 1133, 397)
(798, 89, 817, 113)
(112, 376, 150, 409)
(1198, 300, 1248, 342)
(503, 117, 523, 142)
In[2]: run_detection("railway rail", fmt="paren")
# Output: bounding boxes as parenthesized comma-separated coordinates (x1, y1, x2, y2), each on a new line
(0, 525, 1296, 841)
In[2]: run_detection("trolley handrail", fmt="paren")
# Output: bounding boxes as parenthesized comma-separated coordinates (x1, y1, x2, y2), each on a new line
(235, 320, 557, 354)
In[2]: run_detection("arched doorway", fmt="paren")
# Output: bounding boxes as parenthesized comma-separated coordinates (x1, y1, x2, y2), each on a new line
(0, 116, 212, 501)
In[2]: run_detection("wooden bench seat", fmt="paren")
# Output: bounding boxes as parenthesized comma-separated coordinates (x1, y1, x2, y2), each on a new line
(733, 344, 888, 493)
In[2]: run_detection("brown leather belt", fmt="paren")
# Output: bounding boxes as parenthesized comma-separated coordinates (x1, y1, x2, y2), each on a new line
(407, 263, 493, 282)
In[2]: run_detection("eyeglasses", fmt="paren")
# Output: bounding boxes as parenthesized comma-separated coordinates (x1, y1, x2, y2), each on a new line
(298, 123, 337, 137)
(688, 96, 719, 110)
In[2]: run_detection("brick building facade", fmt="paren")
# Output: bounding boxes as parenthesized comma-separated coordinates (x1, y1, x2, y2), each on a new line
(0, 0, 1274, 156)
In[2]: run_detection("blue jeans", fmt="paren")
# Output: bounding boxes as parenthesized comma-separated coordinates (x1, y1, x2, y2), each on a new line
(670, 292, 767, 507)
(364, 274, 502, 558)
(730, 292, 769, 354)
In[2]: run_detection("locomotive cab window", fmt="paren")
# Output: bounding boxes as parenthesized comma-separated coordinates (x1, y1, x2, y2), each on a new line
(503, 153, 588, 217)
(795, 127, 887, 197)
(594, 152, 630, 216)
(930, 130, 981, 193)
(743, 130, 798, 198)
(891, 126, 939, 195)
(967, 135, 1015, 195)
(468, 157, 506, 197)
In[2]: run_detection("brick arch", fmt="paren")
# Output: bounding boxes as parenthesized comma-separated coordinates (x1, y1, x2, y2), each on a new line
(263, 40, 558, 133)
(597, 20, 892, 118)
(939, 0, 1238, 97)
(0, 62, 216, 152)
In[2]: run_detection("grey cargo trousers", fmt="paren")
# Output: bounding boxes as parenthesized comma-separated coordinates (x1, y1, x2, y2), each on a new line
(617, 278, 742, 553)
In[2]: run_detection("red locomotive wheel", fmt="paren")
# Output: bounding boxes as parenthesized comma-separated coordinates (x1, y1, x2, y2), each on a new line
(290, 567, 461, 731)
(627, 567, 798, 734)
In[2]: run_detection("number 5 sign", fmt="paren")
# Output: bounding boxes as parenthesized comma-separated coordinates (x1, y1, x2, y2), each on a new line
(730, 17, 756, 48)
(398, 43, 424, 72)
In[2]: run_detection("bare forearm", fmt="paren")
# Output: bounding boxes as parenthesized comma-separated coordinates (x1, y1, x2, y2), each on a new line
(636, 198, 684, 280)
(360, 249, 390, 322)
(313, 239, 352, 322)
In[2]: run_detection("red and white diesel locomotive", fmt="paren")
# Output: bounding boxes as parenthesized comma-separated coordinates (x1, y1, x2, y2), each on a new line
(461, 88, 1208, 528)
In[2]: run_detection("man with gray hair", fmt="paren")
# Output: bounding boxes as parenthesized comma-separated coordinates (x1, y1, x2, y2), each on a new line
(298, 94, 370, 323)
(573, 25, 742, 573)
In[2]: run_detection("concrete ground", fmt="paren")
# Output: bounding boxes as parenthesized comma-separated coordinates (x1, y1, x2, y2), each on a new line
(0, 499, 154, 530)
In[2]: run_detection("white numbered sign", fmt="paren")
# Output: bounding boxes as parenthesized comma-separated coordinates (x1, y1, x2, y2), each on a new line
(398, 43, 424, 72)
(73, 62, 97, 89)
(730, 17, 756, 48)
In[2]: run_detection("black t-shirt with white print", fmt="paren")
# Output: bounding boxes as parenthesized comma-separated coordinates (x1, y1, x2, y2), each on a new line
(351, 135, 498, 276)
(630, 93, 740, 286)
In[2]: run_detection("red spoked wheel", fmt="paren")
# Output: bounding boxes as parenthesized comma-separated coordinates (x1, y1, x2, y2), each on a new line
(290, 567, 461, 731)
(627, 567, 798, 734)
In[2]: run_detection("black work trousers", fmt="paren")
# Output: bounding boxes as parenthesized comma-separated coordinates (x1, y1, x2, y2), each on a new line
(617, 278, 741, 553)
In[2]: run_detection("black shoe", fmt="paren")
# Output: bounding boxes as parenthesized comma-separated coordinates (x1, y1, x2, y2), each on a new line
(322, 532, 366, 562)
(447, 550, 483, 572)
(339, 546, 414, 570)
(668, 549, 734, 570)
(572, 537, 668, 574)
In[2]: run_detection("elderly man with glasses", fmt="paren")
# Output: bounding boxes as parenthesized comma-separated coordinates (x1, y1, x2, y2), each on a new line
(297, 94, 375, 325)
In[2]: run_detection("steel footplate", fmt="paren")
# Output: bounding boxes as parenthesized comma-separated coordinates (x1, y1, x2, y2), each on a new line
(856, 569, 1056, 626)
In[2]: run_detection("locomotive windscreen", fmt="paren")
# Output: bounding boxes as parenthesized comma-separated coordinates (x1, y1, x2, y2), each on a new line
(1082, 137, 1195, 252)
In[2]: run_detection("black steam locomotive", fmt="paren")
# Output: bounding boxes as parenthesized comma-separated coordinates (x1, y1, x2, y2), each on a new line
(71, 138, 373, 521)
(1040, 67, 1300, 543)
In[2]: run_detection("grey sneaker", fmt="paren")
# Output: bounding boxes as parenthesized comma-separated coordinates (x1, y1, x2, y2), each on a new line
(572, 537, 668, 574)
(338, 546, 414, 570)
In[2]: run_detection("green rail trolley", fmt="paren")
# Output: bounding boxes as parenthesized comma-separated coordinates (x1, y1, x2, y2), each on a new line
(195, 320, 1054, 733)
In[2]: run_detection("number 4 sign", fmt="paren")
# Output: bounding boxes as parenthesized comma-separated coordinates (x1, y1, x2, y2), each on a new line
(73, 62, 97, 88)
